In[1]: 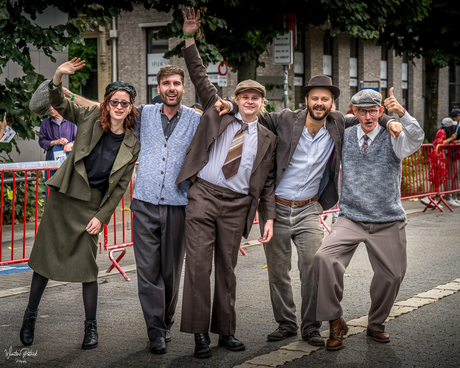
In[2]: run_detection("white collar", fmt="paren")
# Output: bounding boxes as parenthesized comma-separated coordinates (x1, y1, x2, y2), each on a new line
(357, 123, 380, 141)
(235, 112, 258, 132)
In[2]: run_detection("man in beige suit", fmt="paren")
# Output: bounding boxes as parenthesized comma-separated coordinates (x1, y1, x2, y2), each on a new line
(177, 8, 277, 359)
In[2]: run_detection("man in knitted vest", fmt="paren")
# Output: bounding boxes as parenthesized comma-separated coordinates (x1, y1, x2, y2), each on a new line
(314, 88, 424, 351)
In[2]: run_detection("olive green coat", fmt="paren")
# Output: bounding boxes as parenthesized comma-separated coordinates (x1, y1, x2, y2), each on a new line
(47, 85, 140, 224)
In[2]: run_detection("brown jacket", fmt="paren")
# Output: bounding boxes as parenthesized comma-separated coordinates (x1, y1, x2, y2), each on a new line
(176, 43, 277, 238)
(257, 109, 393, 211)
(48, 85, 140, 224)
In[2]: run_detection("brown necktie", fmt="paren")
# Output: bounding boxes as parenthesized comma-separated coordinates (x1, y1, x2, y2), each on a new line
(361, 134, 369, 153)
(221, 119, 248, 179)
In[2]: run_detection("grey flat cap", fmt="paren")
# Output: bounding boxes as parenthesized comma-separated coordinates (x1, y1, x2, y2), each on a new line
(351, 89, 382, 107)
(29, 79, 51, 116)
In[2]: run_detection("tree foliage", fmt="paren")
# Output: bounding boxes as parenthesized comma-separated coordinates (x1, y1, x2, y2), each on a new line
(149, 0, 430, 82)
(0, 0, 152, 156)
(378, 0, 460, 140)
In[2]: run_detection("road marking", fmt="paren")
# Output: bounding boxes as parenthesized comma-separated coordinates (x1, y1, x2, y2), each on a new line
(233, 278, 460, 368)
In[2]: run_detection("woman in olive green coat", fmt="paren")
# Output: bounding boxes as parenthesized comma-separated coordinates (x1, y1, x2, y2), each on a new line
(20, 58, 141, 350)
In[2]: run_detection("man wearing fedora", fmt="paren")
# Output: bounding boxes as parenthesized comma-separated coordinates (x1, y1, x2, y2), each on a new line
(217, 75, 401, 345)
(177, 9, 277, 359)
(314, 88, 424, 350)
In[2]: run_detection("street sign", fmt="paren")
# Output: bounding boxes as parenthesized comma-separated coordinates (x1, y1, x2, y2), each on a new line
(217, 76, 227, 87)
(218, 62, 228, 76)
(273, 31, 293, 65)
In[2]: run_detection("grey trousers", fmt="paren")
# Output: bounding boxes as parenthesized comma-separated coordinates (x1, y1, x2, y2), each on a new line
(261, 201, 324, 337)
(131, 199, 186, 340)
(314, 217, 407, 332)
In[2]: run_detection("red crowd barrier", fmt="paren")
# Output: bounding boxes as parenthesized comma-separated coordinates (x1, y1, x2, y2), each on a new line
(2, 145, 459, 276)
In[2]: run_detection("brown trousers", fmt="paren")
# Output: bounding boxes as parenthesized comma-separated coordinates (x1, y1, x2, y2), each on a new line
(180, 178, 252, 335)
(314, 217, 407, 332)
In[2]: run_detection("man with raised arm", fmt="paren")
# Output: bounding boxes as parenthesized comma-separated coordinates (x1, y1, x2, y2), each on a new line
(177, 8, 277, 359)
(314, 88, 424, 351)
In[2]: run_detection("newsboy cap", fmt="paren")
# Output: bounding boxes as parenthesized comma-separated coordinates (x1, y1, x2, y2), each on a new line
(234, 80, 266, 98)
(300, 75, 340, 99)
(351, 89, 382, 107)
(29, 79, 51, 116)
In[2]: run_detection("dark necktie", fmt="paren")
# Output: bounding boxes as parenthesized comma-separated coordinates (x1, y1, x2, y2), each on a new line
(221, 119, 248, 179)
(361, 134, 369, 153)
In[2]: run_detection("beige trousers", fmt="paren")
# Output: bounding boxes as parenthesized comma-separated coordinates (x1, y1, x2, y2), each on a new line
(314, 217, 407, 332)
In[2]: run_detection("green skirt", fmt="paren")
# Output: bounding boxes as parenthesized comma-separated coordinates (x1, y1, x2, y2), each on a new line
(28, 188, 103, 283)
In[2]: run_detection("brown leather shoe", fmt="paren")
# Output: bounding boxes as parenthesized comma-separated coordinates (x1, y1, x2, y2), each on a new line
(326, 317, 348, 351)
(366, 327, 390, 343)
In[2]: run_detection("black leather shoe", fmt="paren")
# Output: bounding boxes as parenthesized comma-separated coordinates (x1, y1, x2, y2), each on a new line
(218, 335, 245, 351)
(82, 320, 98, 349)
(165, 330, 171, 343)
(20, 308, 38, 346)
(149, 337, 167, 354)
(194, 333, 211, 358)
(302, 330, 325, 346)
(267, 327, 296, 341)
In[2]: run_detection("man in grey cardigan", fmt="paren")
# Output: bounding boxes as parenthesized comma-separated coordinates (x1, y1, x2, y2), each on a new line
(314, 88, 424, 351)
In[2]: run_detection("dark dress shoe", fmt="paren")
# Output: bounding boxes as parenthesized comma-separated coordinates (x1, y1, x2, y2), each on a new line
(366, 327, 390, 343)
(20, 308, 38, 346)
(302, 330, 325, 346)
(165, 330, 171, 343)
(267, 327, 297, 341)
(149, 337, 167, 354)
(194, 333, 211, 358)
(218, 335, 245, 351)
(326, 317, 348, 351)
(82, 320, 98, 349)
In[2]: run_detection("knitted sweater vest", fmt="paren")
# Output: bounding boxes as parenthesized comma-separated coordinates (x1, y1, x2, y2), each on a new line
(339, 125, 406, 222)
(133, 104, 201, 205)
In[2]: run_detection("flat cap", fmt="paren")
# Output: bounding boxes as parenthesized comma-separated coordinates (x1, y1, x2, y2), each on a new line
(29, 79, 51, 116)
(234, 80, 266, 98)
(351, 89, 382, 107)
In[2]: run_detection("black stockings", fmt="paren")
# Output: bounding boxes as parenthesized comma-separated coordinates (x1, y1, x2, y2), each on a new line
(27, 271, 98, 320)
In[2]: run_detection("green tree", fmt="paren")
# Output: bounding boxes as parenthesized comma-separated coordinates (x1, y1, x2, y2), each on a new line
(378, 0, 460, 141)
(0, 0, 151, 156)
(150, 0, 429, 83)
(68, 38, 98, 94)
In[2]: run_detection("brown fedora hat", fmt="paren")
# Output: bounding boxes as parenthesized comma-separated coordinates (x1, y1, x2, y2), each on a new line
(300, 75, 340, 99)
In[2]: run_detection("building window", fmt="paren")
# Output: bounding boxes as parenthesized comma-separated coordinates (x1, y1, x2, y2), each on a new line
(294, 30, 304, 108)
(323, 31, 333, 78)
(402, 52, 409, 111)
(449, 61, 460, 111)
(380, 44, 388, 100)
(349, 37, 359, 101)
(146, 27, 169, 103)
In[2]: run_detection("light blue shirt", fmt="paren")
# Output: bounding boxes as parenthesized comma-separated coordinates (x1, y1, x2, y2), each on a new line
(198, 113, 258, 195)
(275, 124, 334, 201)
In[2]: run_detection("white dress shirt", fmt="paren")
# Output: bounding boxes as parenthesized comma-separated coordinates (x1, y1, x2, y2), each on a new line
(198, 112, 258, 195)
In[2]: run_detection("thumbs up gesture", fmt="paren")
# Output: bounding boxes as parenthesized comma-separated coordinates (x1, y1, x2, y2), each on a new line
(384, 87, 405, 117)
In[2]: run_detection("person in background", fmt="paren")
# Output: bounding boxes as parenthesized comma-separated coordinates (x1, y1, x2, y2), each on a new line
(191, 102, 204, 114)
(22, 57, 140, 350)
(39, 106, 77, 177)
(421, 118, 459, 208)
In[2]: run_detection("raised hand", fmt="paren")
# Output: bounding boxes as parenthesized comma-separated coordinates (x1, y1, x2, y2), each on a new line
(57, 57, 85, 76)
(384, 87, 405, 117)
(182, 7, 201, 36)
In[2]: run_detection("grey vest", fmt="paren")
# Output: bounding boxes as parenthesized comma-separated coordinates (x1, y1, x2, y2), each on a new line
(339, 125, 406, 222)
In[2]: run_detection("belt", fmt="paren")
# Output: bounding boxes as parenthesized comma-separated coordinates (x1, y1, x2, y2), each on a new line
(275, 195, 318, 207)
